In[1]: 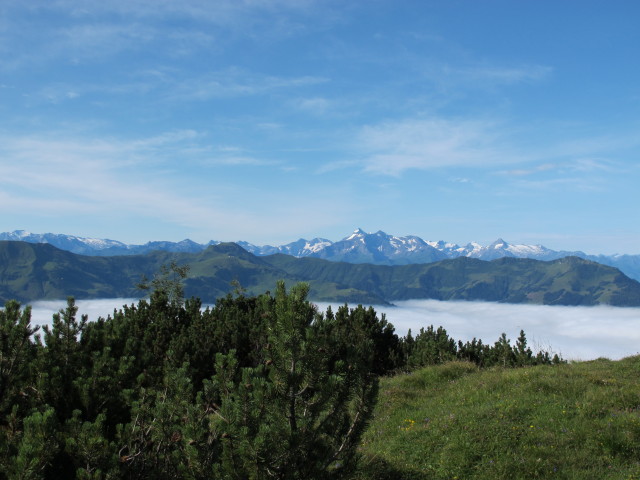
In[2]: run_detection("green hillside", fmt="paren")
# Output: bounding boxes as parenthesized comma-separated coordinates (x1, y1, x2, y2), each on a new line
(181, 242, 382, 303)
(262, 253, 640, 306)
(2, 240, 640, 306)
(0, 241, 147, 301)
(353, 357, 640, 480)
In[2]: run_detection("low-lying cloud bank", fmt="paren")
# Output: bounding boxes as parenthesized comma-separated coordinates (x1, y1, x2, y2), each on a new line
(318, 300, 639, 361)
(29, 298, 640, 362)
(375, 300, 640, 361)
(30, 298, 140, 330)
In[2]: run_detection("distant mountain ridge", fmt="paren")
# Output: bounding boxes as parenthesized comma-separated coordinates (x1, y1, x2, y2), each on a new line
(2, 229, 639, 281)
(2, 240, 640, 307)
(0, 230, 219, 256)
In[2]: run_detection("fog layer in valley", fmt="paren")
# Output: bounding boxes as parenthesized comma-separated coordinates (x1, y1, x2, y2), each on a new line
(28, 298, 640, 362)
(30, 298, 140, 331)
(382, 300, 640, 362)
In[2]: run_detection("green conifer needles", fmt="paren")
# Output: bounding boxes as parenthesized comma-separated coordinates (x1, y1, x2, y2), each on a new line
(0, 281, 380, 479)
(210, 282, 379, 479)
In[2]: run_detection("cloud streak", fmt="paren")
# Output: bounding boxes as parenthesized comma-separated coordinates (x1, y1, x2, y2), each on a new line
(1, 0, 326, 70)
(0, 129, 357, 244)
(0, 131, 251, 230)
(459, 64, 552, 84)
(168, 69, 328, 101)
(354, 117, 520, 176)
(352, 114, 640, 181)
(50, 0, 320, 23)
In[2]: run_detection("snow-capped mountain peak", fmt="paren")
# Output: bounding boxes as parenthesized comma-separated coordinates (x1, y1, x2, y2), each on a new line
(304, 239, 332, 253)
(344, 228, 367, 241)
(10, 230, 33, 240)
(490, 238, 508, 249)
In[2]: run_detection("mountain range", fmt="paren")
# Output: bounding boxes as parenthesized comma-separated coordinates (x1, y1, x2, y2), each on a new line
(2, 240, 640, 307)
(2, 229, 639, 282)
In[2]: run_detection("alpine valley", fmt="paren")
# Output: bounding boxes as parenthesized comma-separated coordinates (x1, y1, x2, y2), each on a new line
(1, 229, 640, 307)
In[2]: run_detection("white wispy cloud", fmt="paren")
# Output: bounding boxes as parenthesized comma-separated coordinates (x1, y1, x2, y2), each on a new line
(169, 69, 328, 101)
(499, 163, 558, 177)
(551, 132, 640, 160)
(0, 130, 201, 171)
(52, 0, 320, 23)
(0, 130, 355, 244)
(0, 131, 226, 221)
(293, 97, 331, 115)
(354, 117, 519, 176)
(2, 0, 327, 71)
(208, 155, 275, 166)
(1, 21, 156, 71)
(570, 158, 620, 173)
(164, 30, 217, 57)
(510, 176, 606, 193)
(496, 157, 628, 192)
(351, 113, 640, 179)
(60, 23, 156, 55)
(449, 64, 553, 85)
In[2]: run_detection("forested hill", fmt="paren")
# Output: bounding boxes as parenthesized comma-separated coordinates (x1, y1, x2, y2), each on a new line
(2, 240, 640, 306)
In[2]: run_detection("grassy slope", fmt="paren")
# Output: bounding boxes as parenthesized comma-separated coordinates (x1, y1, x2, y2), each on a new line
(353, 357, 640, 480)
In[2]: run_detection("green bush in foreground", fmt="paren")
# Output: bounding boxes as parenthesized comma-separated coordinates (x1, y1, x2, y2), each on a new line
(0, 282, 379, 479)
(354, 357, 640, 480)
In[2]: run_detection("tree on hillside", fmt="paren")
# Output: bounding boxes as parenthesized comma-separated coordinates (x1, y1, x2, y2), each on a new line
(137, 261, 190, 307)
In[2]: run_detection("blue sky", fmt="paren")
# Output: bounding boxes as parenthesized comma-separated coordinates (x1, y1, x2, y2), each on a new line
(1, 0, 639, 254)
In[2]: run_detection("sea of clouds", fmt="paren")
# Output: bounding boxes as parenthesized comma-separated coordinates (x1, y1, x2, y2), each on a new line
(28, 298, 640, 362)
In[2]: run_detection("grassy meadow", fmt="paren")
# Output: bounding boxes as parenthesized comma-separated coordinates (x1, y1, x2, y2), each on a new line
(353, 357, 640, 480)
